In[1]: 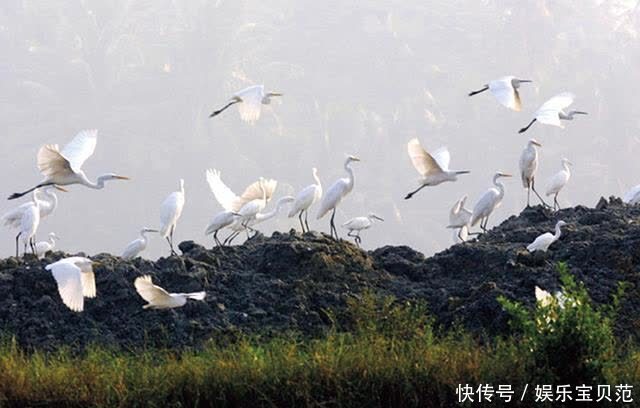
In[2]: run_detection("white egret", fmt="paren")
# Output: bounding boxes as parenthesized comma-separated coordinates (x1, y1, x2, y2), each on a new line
(288, 168, 323, 233)
(519, 139, 548, 207)
(2, 186, 66, 228)
(35, 232, 59, 259)
(122, 228, 158, 260)
(527, 220, 567, 253)
(519, 92, 587, 133)
(468, 76, 532, 111)
(205, 169, 277, 215)
(545, 158, 572, 210)
(470, 172, 512, 232)
(17, 201, 40, 257)
(316, 155, 360, 239)
(209, 85, 282, 123)
(447, 195, 472, 242)
(342, 213, 384, 246)
(404, 138, 469, 199)
(134, 275, 206, 309)
(623, 185, 640, 205)
(9, 130, 129, 200)
(45, 256, 96, 312)
(535, 286, 566, 309)
(160, 179, 185, 256)
(205, 210, 240, 246)
(224, 195, 295, 245)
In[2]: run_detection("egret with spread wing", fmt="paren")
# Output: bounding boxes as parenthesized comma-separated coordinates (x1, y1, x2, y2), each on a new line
(519, 92, 587, 133)
(209, 85, 282, 123)
(134, 275, 205, 309)
(546, 158, 572, 210)
(468, 76, 532, 111)
(224, 196, 295, 245)
(288, 168, 322, 233)
(45, 256, 96, 312)
(316, 155, 360, 239)
(470, 172, 512, 232)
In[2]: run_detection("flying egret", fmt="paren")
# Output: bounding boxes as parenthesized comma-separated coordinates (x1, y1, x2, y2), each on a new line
(342, 213, 384, 246)
(519, 139, 548, 207)
(447, 195, 472, 242)
(519, 92, 587, 133)
(468, 76, 532, 111)
(122, 228, 158, 260)
(134, 275, 206, 309)
(527, 220, 567, 253)
(209, 85, 282, 123)
(404, 138, 469, 199)
(470, 172, 512, 232)
(205, 211, 240, 246)
(623, 185, 640, 205)
(45, 256, 96, 312)
(546, 158, 572, 210)
(8, 130, 129, 200)
(316, 155, 360, 239)
(224, 195, 295, 245)
(160, 179, 185, 256)
(35, 232, 59, 259)
(288, 168, 323, 233)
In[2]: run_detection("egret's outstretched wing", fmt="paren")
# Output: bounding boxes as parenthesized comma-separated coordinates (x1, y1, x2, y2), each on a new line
(623, 185, 640, 204)
(206, 169, 239, 211)
(239, 178, 278, 204)
(407, 138, 441, 176)
(60, 130, 98, 173)
(81, 270, 96, 298)
(134, 275, 173, 306)
(489, 77, 520, 111)
(236, 85, 263, 123)
(37, 144, 72, 178)
(178, 292, 206, 300)
(431, 147, 451, 171)
(47, 262, 83, 312)
(535, 92, 575, 127)
(1, 203, 30, 228)
(449, 195, 471, 226)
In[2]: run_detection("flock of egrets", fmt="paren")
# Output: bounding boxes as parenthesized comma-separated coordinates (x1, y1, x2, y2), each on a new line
(0, 79, 626, 313)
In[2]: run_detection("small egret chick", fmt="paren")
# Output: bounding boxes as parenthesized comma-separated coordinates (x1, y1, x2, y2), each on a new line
(35, 232, 59, 259)
(545, 158, 572, 210)
(447, 195, 472, 242)
(468, 76, 532, 111)
(527, 221, 566, 253)
(288, 168, 323, 233)
(122, 228, 158, 260)
(205, 211, 240, 246)
(623, 185, 640, 205)
(405, 138, 470, 199)
(470, 172, 512, 232)
(160, 179, 185, 256)
(209, 85, 282, 123)
(341, 213, 384, 246)
(134, 275, 206, 309)
(519, 92, 587, 133)
(45, 257, 96, 312)
(519, 139, 548, 207)
(316, 155, 360, 239)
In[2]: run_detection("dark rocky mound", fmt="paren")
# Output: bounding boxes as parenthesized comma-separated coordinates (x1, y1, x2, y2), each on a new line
(1, 197, 640, 352)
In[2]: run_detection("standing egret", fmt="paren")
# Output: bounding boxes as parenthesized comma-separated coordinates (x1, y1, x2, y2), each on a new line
(209, 85, 282, 123)
(205, 169, 277, 216)
(17, 201, 40, 257)
(519, 92, 587, 133)
(316, 155, 360, 239)
(205, 211, 240, 246)
(122, 228, 158, 260)
(224, 195, 295, 245)
(134, 275, 206, 309)
(35, 232, 59, 259)
(8, 130, 129, 200)
(623, 185, 640, 205)
(447, 195, 472, 242)
(342, 213, 384, 246)
(519, 139, 548, 207)
(546, 158, 572, 210)
(404, 138, 470, 199)
(468, 76, 532, 111)
(45, 256, 96, 312)
(160, 179, 185, 256)
(288, 168, 322, 233)
(527, 221, 567, 252)
(470, 172, 512, 232)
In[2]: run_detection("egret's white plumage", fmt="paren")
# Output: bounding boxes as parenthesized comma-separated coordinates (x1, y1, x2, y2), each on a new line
(447, 195, 472, 242)
(519, 139, 548, 207)
(470, 172, 512, 232)
(624, 185, 640, 205)
(17, 201, 40, 256)
(134, 275, 206, 309)
(468, 76, 532, 111)
(288, 168, 323, 233)
(206, 169, 277, 212)
(404, 138, 469, 199)
(160, 179, 185, 255)
(45, 257, 96, 312)
(519, 92, 587, 133)
(536, 286, 567, 309)
(316, 155, 360, 239)
(205, 210, 239, 246)
(224, 196, 295, 245)
(527, 221, 567, 253)
(342, 213, 384, 246)
(209, 85, 282, 123)
(35, 232, 59, 259)
(122, 228, 158, 260)
(9, 130, 129, 200)
(2, 186, 65, 229)
(545, 158, 572, 210)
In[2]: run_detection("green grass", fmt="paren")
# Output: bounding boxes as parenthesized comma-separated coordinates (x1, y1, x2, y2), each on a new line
(0, 266, 638, 407)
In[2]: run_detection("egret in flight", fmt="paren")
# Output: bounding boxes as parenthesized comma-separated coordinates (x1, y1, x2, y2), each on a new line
(160, 179, 185, 256)
(205, 210, 240, 247)
(35, 232, 59, 259)
(447, 195, 472, 242)
(404, 138, 469, 199)
(623, 185, 640, 205)
(342, 213, 384, 246)
(316, 155, 360, 239)
(45, 256, 96, 312)
(288, 168, 322, 233)
(8, 130, 129, 200)
(224, 196, 295, 245)
(519, 139, 548, 207)
(527, 220, 567, 252)
(519, 92, 587, 133)
(209, 85, 282, 123)
(122, 228, 158, 260)
(468, 76, 532, 111)
(134, 275, 206, 309)
(470, 172, 512, 232)
(546, 158, 572, 210)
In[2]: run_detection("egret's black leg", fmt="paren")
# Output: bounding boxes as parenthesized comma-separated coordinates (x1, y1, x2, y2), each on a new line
(304, 210, 310, 233)
(298, 210, 305, 233)
(531, 179, 550, 208)
(15, 233, 20, 258)
(468, 86, 489, 96)
(209, 100, 240, 118)
(8, 182, 53, 200)
(329, 208, 338, 239)
(404, 184, 427, 200)
(519, 118, 537, 134)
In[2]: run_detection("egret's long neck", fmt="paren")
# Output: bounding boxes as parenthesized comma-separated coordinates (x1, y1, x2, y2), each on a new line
(562, 162, 571, 175)
(493, 175, 505, 199)
(554, 224, 563, 240)
(48, 236, 56, 245)
(82, 174, 106, 189)
(43, 189, 58, 210)
(313, 170, 321, 189)
(344, 161, 355, 191)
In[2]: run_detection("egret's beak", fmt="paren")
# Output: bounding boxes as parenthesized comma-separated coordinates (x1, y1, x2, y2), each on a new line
(574, 111, 588, 115)
(269, 92, 283, 97)
(115, 175, 130, 180)
(352, 157, 361, 162)
(532, 140, 542, 147)
(91, 261, 102, 267)
(147, 229, 159, 233)
(54, 185, 69, 192)
(373, 215, 384, 221)
(500, 173, 513, 178)
(519, 79, 533, 83)
(232, 212, 242, 216)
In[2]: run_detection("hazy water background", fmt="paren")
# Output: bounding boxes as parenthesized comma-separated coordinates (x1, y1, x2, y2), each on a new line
(0, 0, 638, 259)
